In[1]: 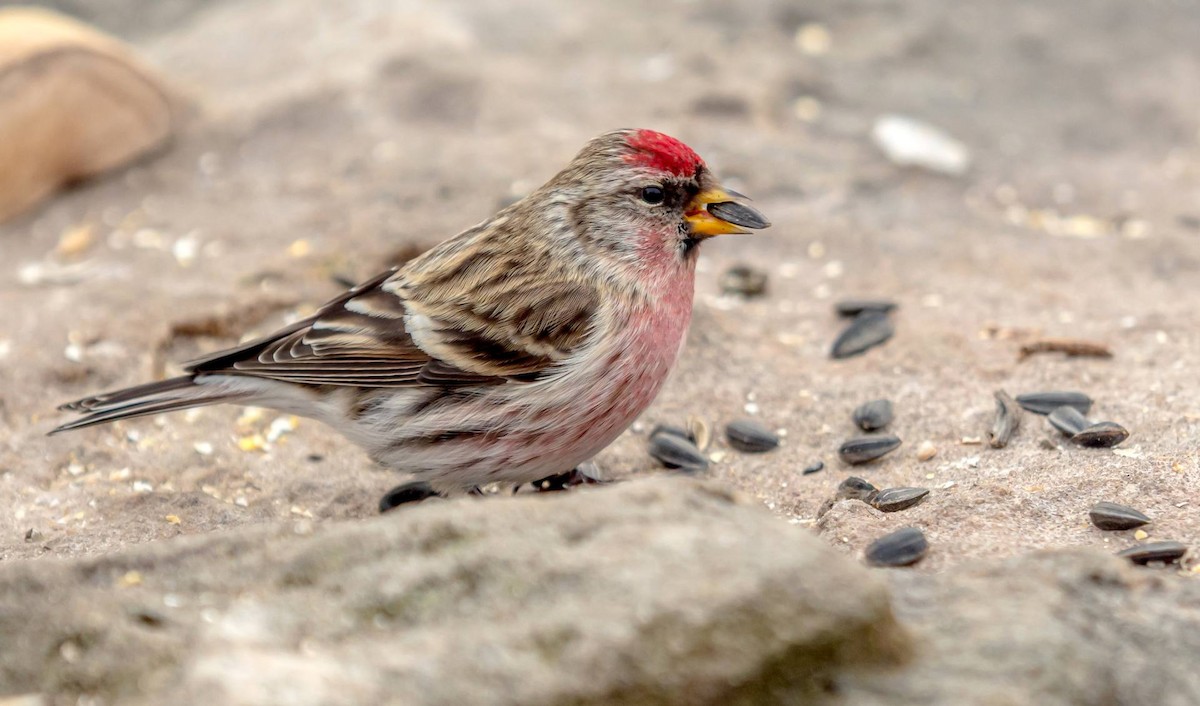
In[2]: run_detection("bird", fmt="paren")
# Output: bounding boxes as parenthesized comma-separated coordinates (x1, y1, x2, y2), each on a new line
(51, 129, 770, 494)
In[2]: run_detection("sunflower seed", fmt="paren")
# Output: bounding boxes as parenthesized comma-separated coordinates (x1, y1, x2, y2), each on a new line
(838, 435, 902, 464)
(1015, 391, 1093, 415)
(871, 487, 930, 512)
(687, 416, 711, 452)
(1089, 502, 1151, 531)
(989, 390, 1022, 448)
(1048, 406, 1090, 436)
(835, 299, 898, 318)
(725, 419, 780, 453)
(649, 433, 709, 472)
(865, 527, 928, 567)
(1116, 541, 1188, 565)
(1073, 421, 1129, 448)
(830, 311, 895, 359)
(719, 265, 768, 297)
(836, 476, 879, 501)
(650, 424, 691, 443)
(852, 399, 894, 431)
(378, 481, 440, 513)
(802, 460, 825, 475)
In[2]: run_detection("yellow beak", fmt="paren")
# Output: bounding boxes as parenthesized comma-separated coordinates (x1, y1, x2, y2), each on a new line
(684, 188, 771, 238)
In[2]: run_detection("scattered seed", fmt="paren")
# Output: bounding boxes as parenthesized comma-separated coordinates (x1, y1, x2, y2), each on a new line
(916, 440, 938, 461)
(725, 419, 780, 453)
(1073, 421, 1129, 448)
(649, 433, 709, 472)
(1048, 406, 1090, 436)
(989, 390, 1022, 448)
(830, 311, 894, 359)
(1116, 541, 1188, 566)
(835, 299, 898, 318)
(1089, 502, 1151, 530)
(871, 487, 930, 512)
(803, 460, 825, 475)
(836, 476, 878, 501)
(838, 435, 902, 464)
(1133, 529, 1149, 541)
(720, 264, 768, 297)
(378, 481, 439, 513)
(852, 399, 894, 431)
(650, 424, 691, 443)
(1018, 338, 1113, 361)
(1015, 391, 1093, 415)
(865, 527, 928, 567)
(687, 416, 712, 452)
(960, 436, 983, 445)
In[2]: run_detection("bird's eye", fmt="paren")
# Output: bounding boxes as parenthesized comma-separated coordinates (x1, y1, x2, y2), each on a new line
(640, 185, 665, 205)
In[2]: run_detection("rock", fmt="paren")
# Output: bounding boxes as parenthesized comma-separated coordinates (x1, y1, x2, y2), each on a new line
(0, 7, 175, 223)
(0, 478, 908, 706)
(840, 550, 1200, 704)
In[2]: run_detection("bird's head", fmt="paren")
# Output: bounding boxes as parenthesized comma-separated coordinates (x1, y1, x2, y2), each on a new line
(541, 129, 770, 281)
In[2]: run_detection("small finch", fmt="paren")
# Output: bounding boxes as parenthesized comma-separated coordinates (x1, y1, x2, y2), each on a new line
(52, 129, 769, 493)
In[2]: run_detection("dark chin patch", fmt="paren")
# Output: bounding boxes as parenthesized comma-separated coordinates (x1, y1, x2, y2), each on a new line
(681, 234, 700, 257)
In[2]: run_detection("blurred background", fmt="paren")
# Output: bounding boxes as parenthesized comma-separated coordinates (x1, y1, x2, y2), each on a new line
(1, 0, 1198, 564)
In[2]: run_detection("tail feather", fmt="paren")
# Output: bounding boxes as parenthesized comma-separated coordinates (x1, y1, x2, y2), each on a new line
(50, 375, 247, 435)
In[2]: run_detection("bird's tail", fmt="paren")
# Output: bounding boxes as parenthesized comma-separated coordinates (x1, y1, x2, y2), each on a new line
(50, 375, 249, 434)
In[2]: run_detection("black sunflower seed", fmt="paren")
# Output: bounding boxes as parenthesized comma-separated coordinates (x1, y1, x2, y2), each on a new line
(988, 390, 1022, 448)
(649, 433, 709, 472)
(1048, 406, 1090, 436)
(650, 424, 692, 443)
(1089, 502, 1151, 531)
(1116, 541, 1188, 565)
(802, 460, 825, 475)
(1015, 391, 1093, 415)
(838, 435, 902, 465)
(1073, 421, 1129, 448)
(870, 487, 930, 513)
(725, 419, 780, 453)
(720, 265, 768, 297)
(830, 311, 895, 359)
(835, 299, 898, 318)
(865, 527, 928, 567)
(379, 481, 440, 513)
(836, 476, 878, 501)
(852, 399, 894, 431)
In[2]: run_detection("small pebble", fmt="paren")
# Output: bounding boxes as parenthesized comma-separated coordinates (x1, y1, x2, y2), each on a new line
(802, 460, 825, 475)
(648, 433, 709, 472)
(1116, 541, 1188, 566)
(1073, 421, 1129, 448)
(836, 476, 878, 501)
(725, 419, 780, 453)
(852, 399, 893, 431)
(1048, 406, 1090, 436)
(378, 481, 439, 513)
(719, 265, 768, 297)
(870, 487, 930, 513)
(830, 311, 894, 359)
(1088, 502, 1151, 531)
(838, 435, 902, 465)
(916, 440, 938, 461)
(1015, 391, 1093, 415)
(835, 299, 897, 318)
(865, 527, 929, 567)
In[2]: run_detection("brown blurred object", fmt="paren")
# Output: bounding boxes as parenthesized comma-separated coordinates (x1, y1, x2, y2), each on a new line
(0, 6, 174, 224)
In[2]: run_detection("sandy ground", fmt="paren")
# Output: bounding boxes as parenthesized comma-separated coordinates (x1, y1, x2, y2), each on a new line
(1, 0, 1198, 569)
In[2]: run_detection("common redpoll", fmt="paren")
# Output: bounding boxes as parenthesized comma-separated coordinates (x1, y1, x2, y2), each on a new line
(53, 129, 770, 492)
